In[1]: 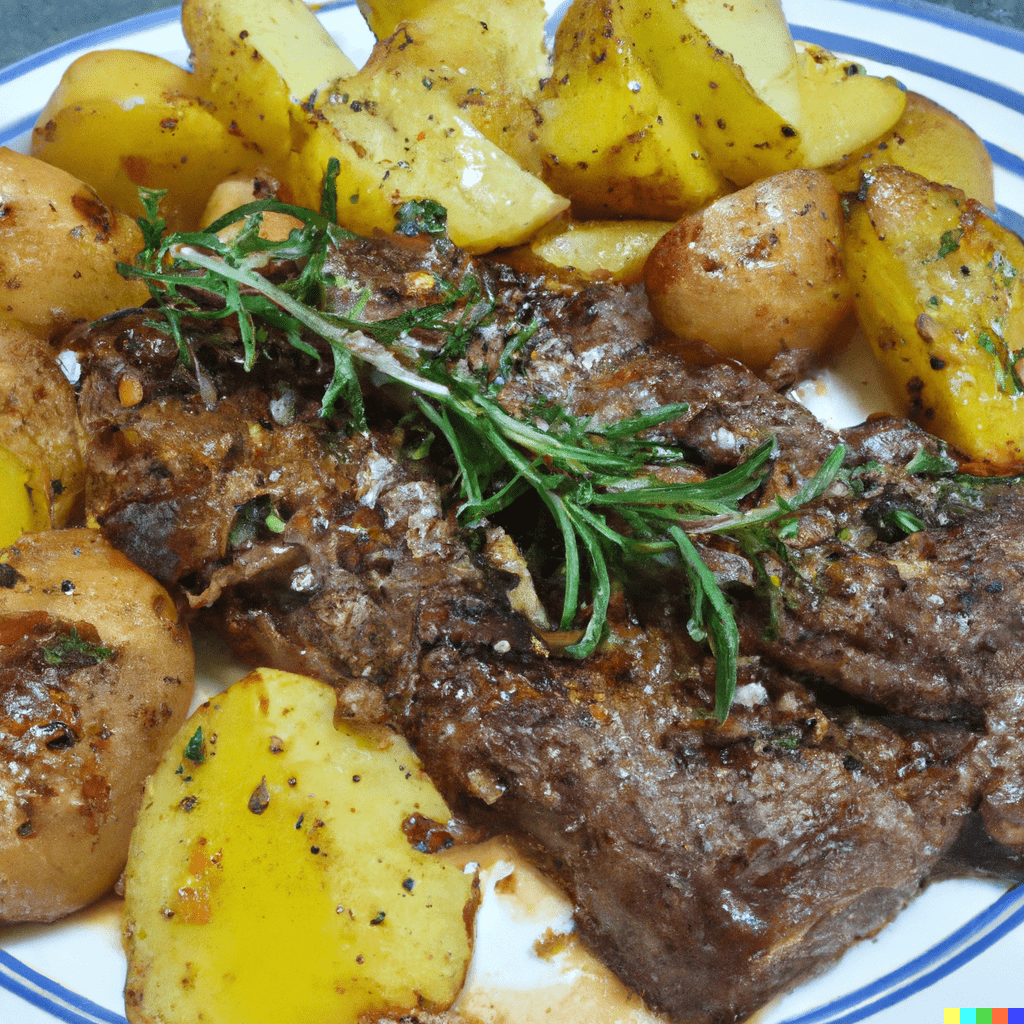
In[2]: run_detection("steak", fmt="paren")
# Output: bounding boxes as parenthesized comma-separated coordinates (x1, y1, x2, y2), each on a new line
(70, 232, 1022, 1022)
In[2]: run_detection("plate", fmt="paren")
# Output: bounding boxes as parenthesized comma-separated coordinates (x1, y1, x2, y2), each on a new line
(2, 2, 1024, 1022)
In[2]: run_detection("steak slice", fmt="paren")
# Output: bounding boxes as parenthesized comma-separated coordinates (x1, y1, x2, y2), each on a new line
(69, 237, 1010, 1021)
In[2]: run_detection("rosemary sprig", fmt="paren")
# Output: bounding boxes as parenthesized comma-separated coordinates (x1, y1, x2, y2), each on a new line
(119, 173, 845, 719)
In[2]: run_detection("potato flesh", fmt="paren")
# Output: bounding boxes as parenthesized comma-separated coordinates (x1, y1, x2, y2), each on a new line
(824, 90, 995, 209)
(123, 668, 477, 1024)
(845, 165, 1024, 472)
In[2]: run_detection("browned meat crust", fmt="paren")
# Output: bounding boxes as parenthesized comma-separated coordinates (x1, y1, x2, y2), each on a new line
(69, 234, 1022, 1021)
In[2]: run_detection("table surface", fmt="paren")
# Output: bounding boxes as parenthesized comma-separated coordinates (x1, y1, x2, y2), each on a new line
(2, 0, 1024, 71)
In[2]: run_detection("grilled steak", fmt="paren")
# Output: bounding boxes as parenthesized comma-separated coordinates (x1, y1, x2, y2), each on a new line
(70, 232, 1021, 1022)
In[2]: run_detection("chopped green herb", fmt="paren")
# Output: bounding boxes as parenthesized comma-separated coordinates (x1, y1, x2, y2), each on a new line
(41, 627, 113, 666)
(183, 726, 205, 765)
(905, 445, 959, 476)
(883, 509, 927, 535)
(229, 495, 288, 547)
(937, 229, 963, 260)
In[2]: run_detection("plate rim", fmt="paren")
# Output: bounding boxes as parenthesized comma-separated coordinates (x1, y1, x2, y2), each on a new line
(1, 3, 1023, 1024)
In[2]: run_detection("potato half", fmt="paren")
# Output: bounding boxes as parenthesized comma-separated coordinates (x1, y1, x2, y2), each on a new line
(122, 667, 478, 1024)
(0, 529, 194, 922)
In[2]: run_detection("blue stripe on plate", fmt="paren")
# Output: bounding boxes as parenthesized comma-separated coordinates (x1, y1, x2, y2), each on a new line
(778, 882, 1024, 1024)
(0, 951, 127, 1024)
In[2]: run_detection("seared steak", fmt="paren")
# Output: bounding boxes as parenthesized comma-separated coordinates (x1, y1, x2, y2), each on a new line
(70, 232, 1021, 1022)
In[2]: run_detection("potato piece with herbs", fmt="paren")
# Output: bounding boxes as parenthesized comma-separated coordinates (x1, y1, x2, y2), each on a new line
(534, 0, 728, 219)
(182, 0, 358, 174)
(355, 0, 549, 172)
(845, 165, 1024, 473)
(824, 90, 995, 209)
(645, 169, 852, 371)
(0, 148, 148, 336)
(31, 50, 260, 231)
(292, 30, 568, 253)
(122, 667, 478, 1024)
(0, 319, 85, 545)
(0, 529, 194, 923)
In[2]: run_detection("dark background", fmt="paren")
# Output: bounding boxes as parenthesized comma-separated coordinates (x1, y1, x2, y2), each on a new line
(2, 0, 1024, 70)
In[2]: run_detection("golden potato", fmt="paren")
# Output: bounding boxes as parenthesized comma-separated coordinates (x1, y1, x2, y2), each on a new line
(845, 165, 1024, 473)
(645, 169, 852, 371)
(293, 29, 568, 253)
(32, 49, 260, 231)
(824, 90, 995, 208)
(182, 0, 358, 174)
(0, 148, 148, 336)
(526, 216, 674, 284)
(0, 529, 194, 923)
(793, 42, 907, 169)
(354, 0, 549, 172)
(534, 0, 728, 219)
(122, 667, 478, 1024)
(0, 318, 85, 545)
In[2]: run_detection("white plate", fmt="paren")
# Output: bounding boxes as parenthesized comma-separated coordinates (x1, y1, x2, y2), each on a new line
(2, 2, 1024, 1022)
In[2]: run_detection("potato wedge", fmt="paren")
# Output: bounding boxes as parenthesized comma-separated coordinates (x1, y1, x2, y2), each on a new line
(645, 169, 852, 371)
(845, 165, 1024, 473)
(355, 0, 548, 164)
(824, 90, 995, 208)
(182, 0, 358, 173)
(534, 0, 728, 219)
(0, 529, 194, 923)
(31, 50, 260, 231)
(0, 318, 85, 544)
(793, 43, 908, 169)
(292, 31, 568, 253)
(526, 216, 674, 283)
(122, 667, 477, 1024)
(0, 148, 148, 336)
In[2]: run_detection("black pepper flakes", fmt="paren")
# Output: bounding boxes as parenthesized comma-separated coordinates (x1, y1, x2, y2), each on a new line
(60, 579, 75, 594)
(369, 911, 386, 925)
(179, 795, 199, 813)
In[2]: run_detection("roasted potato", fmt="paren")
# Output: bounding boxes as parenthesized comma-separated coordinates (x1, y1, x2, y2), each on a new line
(793, 42, 908, 169)
(293, 28, 568, 253)
(824, 89, 995, 209)
(355, 0, 549, 172)
(845, 165, 1024, 473)
(182, 0, 359, 174)
(534, 0, 728, 219)
(0, 148, 148, 336)
(0, 318, 85, 545)
(122, 667, 478, 1024)
(0, 529, 194, 923)
(199, 169, 306, 241)
(645, 169, 852, 371)
(31, 50, 261, 231)
(525, 216, 674, 284)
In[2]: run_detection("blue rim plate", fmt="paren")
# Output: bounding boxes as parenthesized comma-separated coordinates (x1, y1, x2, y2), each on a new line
(1, 3, 1023, 1023)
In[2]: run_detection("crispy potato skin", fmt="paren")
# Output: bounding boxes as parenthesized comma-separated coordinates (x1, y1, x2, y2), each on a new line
(0, 530, 194, 923)
(644, 169, 853, 371)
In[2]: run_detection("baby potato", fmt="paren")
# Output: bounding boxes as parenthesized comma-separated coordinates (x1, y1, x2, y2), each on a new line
(645, 169, 853, 372)
(32, 49, 260, 231)
(122, 667, 478, 1024)
(0, 318, 86, 545)
(0, 148, 148, 337)
(0, 529, 194, 923)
